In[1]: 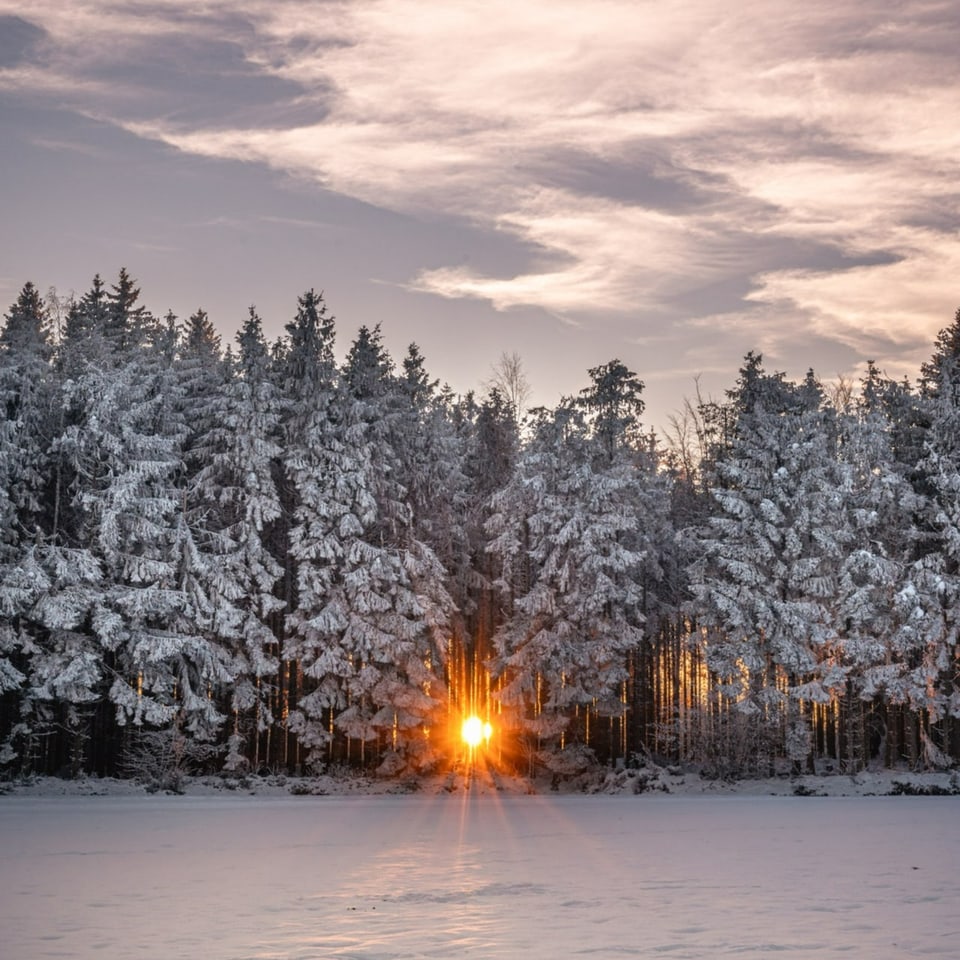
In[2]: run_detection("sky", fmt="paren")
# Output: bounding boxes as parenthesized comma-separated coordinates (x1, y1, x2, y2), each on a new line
(1, 0, 959, 432)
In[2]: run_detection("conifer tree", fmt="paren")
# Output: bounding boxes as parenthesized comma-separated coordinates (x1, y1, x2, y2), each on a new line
(63, 302, 231, 750)
(460, 387, 520, 684)
(688, 357, 849, 771)
(490, 364, 656, 765)
(0, 283, 60, 767)
(0, 282, 53, 535)
(829, 365, 938, 767)
(397, 344, 468, 565)
(190, 309, 285, 769)
(59, 275, 109, 379)
(104, 267, 149, 356)
(281, 290, 344, 765)
(286, 319, 453, 770)
(907, 311, 960, 757)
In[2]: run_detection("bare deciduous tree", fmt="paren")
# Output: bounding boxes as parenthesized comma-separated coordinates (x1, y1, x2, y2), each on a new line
(825, 373, 855, 413)
(485, 351, 531, 424)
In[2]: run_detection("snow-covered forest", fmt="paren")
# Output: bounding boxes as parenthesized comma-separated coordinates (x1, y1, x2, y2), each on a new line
(1, 270, 959, 780)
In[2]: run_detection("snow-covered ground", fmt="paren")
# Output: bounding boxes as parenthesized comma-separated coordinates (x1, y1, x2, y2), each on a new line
(2, 770, 958, 959)
(3, 761, 958, 798)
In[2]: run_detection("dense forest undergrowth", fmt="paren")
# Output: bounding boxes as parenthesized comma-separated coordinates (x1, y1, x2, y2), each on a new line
(1, 270, 959, 783)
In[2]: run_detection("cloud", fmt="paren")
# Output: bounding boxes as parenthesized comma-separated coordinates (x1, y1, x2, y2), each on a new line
(746, 225, 960, 355)
(0, 4, 327, 130)
(3, 0, 960, 391)
(0, 14, 46, 68)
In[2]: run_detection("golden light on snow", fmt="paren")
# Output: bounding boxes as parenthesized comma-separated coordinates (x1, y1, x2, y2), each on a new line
(461, 715, 492, 748)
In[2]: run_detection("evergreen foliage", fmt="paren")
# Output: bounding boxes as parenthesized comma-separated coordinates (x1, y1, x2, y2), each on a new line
(0, 271, 958, 779)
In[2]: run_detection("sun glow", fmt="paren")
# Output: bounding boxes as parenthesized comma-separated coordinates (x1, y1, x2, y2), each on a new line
(461, 715, 492, 748)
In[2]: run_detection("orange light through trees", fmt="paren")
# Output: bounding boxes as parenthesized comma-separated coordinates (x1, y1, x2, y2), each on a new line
(461, 715, 492, 748)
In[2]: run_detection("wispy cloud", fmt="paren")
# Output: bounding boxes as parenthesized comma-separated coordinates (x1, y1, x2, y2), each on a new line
(3, 0, 960, 387)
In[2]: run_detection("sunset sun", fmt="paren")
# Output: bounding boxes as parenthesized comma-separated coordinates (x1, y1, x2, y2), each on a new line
(461, 715, 492, 749)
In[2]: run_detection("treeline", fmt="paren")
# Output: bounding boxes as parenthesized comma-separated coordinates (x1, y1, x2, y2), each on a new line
(0, 270, 958, 781)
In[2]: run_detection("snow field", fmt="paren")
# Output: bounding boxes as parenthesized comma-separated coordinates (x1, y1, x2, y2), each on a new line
(1, 792, 958, 959)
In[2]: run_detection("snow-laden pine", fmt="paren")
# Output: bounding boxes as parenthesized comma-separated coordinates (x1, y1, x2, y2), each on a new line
(1, 272, 958, 778)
